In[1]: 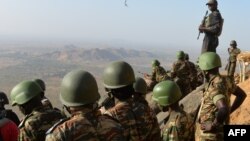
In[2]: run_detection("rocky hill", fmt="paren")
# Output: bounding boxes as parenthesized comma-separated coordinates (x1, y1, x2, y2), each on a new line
(40, 47, 156, 62)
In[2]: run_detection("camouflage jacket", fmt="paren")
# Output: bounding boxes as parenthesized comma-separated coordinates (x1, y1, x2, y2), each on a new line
(186, 60, 197, 76)
(105, 98, 141, 141)
(18, 106, 65, 141)
(205, 10, 223, 36)
(228, 47, 241, 62)
(151, 66, 170, 82)
(172, 60, 190, 78)
(132, 97, 161, 141)
(46, 108, 125, 141)
(162, 111, 194, 141)
(199, 75, 229, 125)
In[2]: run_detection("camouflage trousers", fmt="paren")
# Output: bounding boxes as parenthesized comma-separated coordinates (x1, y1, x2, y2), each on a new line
(201, 34, 218, 54)
(227, 62, 236, 77)
(195, 123, 223, 141)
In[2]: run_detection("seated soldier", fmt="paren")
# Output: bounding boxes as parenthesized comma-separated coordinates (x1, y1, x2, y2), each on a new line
(10, 80, 65, 141)
(144, 59, 171, 91)
(171, 51, 192, 97)
(152, 80, 194, 141)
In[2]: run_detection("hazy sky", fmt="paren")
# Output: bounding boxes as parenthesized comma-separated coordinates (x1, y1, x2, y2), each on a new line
(0, 0, 249, 51)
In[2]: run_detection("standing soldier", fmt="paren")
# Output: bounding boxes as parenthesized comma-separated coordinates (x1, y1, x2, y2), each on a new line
(195, 52, 230, 141)
(103, 61, 161, 141)
(144, 59, 171, 91)
(10, 80, 64, 141)
(199, 0, 223, 53)
(34, 79, 53, 109)
(226, 40, 241, 78)
(46, 70, 125, 141)
(171, 51, 192, 96)
(0, 91, 20, 126)
(152, 80, 194, 141)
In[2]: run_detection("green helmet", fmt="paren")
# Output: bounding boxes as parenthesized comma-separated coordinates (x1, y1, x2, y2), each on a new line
(198, 52, 221, 71)
(0, 92, 9, 105)
(152, 80, 182, 106)
(176, 51, 185, 59)
(60, 70, 100, 107)
(230, 40, 237, 46)
(10, 81, 42, 106)
(103, 61, 135, 89)
(34, 79, 46, 91)
(152, 59, 160, 67)
(133, 77, 147, 94)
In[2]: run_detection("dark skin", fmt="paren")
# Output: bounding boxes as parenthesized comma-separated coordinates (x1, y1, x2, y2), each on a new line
(230, 86, 246, 113)
(201, 99, 229, 132)
(199, 3, 217, 33)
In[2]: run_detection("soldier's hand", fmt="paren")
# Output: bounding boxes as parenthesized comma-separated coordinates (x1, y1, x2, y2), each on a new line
(200, 122, 216, 132)
(199, 25, 206, 32)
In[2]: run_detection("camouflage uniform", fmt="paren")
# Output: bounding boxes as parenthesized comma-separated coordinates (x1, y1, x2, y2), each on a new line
(172, 60, 192, 96)
(201, 9, 223, 53)
(46, 108, 125, 141)
(19, 106, 64, 141)
(227, 47, 241, 77)
(105, 98, 141, 141)
(162, 112, 194, 141)
(186, 60, 199, 90)
(195, 75, 229, 141)
(151, 66, 170, 83)
(132, 97, 161, 141)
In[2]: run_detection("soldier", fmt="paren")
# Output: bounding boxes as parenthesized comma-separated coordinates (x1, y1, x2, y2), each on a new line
(133, 77, 161, 139)
(34, 79, 53, 109)
(144, 59, 171, 91)
(0, 91, 20, 126)
(199, 0, 223, 53)
(10, 80, 64, 141)
(195, 52, 230, 141)
(226, 40, 241, 78)
(45, 70, 125, 141)
(171, 51, 192, 96)
(152, 80, 194, 141)
(184, 53, 201, 90)
(103, 61, 161, 141)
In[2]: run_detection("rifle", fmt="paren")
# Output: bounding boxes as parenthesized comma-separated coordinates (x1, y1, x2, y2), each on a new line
(138, 71, 150, 78)
(197, 10, 208, 40)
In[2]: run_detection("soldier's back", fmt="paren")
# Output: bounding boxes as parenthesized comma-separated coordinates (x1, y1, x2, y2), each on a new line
(132, 98, 161, 141)
(19, 107, 64, 141)
(162, 111, 194, 141)
(106, 99, 141, 141)
(46, 109, 125, 141)
(173, 60, 190, 77)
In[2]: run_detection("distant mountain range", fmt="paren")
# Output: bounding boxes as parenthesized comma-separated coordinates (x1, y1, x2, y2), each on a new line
(41, 47, 157, 62)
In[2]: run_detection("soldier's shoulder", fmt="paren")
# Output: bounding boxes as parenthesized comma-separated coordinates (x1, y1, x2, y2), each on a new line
(212, 10, 222, 16)
(46, 117, 70, 135)
(18, 113, 34, 128)
(211, 75, 226, 90)
(98, 114, 122, 127)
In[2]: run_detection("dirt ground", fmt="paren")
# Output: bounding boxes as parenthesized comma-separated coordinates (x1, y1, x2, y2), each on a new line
(230, 78, 250, 124)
